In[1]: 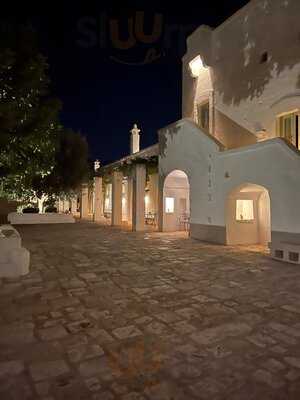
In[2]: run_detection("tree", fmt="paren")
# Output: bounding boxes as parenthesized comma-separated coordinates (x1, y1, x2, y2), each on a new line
(0, 23, 61, 198)
(32, 129, 90, 198)
(0, 23, 89, 202)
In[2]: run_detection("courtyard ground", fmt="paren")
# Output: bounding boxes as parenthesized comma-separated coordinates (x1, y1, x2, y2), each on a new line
(1, 222, 300, 399)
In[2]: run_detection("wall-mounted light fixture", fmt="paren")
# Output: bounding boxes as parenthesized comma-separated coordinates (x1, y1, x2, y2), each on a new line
(189, 55, 205, 78)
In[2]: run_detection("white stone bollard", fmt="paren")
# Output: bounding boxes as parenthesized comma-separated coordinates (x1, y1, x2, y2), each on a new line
(0, 225, 30, 278)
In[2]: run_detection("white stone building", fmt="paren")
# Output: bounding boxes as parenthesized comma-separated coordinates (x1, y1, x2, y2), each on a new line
(81, 0, 300, 263)
(84, 125, 159, 232)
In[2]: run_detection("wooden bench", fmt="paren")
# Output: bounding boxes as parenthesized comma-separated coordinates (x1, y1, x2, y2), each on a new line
(269, 241, 300, 264)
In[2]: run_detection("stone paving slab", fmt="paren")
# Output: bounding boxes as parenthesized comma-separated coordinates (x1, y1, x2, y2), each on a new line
(1, 222, 300, 399)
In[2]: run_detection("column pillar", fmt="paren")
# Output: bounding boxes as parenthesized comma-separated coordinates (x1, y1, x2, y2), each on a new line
(89, 187, 94, 215)
(112, 171, 123, 226)
(157, 174, 164, 232)
(71, 197, 78, 214)
(122, 180, 128, 222)
(80, 183, 89, 219)
(132, 164, 146, 231)
(149, 173, 159, 214)
(127, 176, 133, 226)
(93, 176, 103, 222)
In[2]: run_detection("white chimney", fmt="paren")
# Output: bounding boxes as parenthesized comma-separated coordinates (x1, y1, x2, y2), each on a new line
(94, 159, 101, 171)
(130, 123, 141, 154)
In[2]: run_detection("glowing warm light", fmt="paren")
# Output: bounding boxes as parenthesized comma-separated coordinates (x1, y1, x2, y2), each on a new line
(189, 55, 204, 78)
(122, 196, 126, 206)
(236, 199, 254, 221)
(165, 197, 175, 214)
(144, 195, 149, 205)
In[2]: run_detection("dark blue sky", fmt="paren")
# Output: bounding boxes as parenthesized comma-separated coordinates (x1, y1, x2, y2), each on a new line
(29, 0, 249, 164)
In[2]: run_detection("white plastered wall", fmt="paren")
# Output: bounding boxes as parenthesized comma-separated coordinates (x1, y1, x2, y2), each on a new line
(159, 119, 300, 243)
(182, 0, 300, 147)
(158, 119, 221, 232)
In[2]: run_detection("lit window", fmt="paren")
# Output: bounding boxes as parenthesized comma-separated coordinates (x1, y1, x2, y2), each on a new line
(165, 197, 175, 214)
(189, 55, 204, 78)
(236, 199, 254, 221)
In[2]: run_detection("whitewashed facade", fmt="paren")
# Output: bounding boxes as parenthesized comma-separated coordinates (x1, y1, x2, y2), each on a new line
(83, 0, 300, 263)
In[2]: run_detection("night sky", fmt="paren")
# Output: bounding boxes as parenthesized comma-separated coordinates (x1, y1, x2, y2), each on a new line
(19, 0, 249, 165)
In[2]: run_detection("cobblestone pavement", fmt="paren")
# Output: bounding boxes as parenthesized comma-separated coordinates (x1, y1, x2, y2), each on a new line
(1, 222, 300, 400)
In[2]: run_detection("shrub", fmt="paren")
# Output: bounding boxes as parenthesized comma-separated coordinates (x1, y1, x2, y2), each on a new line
(45, 206, 57, 213)
(22, 207, 39, 214)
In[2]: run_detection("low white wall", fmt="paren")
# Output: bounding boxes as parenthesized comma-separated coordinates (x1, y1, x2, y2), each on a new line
(0, 225, 30, 278)
(8, 213, 75, 225)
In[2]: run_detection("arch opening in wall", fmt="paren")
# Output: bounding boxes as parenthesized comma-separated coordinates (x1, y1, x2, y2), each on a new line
(162, 170, 190, 233)
(226, 183, 271, 246)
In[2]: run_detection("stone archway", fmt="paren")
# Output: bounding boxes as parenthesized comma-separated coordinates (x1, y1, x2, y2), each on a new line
(162, 170, 190, 232)
(226, 183, 271, 245)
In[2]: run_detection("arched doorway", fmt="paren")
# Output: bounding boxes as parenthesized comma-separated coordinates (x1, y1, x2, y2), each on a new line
(163, 170, 190, 232)
(226, 183, 271, 245)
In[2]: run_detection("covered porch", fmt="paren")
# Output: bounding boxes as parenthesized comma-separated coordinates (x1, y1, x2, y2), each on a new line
(79, 145, 159, 232)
